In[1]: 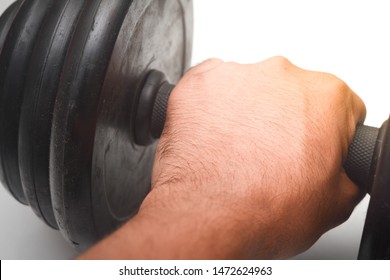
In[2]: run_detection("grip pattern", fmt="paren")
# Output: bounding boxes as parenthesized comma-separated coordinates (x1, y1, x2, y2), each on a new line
(151, 82, 174, 139)
(344, 125, 379, 191)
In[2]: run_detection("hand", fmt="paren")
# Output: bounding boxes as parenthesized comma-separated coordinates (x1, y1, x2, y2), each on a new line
(80, 57, 366, 259)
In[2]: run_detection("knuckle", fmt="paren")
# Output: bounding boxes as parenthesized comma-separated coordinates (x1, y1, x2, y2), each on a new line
(201, 58, 223, 66)
(321, 73, 349, 95)
(183, 59, 225, 84)
(329, 75, 349, 94)
(267, 56, 292, 69)
(317, 73, 351, 106)
(192, 58, 223, 72)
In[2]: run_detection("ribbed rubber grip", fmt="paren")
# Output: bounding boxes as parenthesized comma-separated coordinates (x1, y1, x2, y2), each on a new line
(344, 125, 380, 193)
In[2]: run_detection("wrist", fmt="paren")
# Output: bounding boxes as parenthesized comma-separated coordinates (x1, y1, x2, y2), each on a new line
(136, 182, 273, 259)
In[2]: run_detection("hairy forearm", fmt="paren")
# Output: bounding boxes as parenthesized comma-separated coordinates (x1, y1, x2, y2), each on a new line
(79, 182, 287, 260)
(80, 186, 250, 259)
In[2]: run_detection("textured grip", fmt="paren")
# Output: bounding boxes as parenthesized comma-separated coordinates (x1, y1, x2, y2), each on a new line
(134, 70, 175, 146)
(151, 82, 174, 139)
(344, 125, 379, 193)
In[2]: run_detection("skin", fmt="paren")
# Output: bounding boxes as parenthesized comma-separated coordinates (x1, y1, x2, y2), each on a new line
(80, 56, 366, 259)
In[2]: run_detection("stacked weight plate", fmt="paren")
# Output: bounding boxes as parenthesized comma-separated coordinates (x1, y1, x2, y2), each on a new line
(0, 0, 192, 250)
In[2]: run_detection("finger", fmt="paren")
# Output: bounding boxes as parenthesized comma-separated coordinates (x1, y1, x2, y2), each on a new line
(327, 171, 366, 231)
(348, 88, 367, 125)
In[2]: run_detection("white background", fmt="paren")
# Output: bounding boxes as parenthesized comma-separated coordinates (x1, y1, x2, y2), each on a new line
(1, 0, 390, 259)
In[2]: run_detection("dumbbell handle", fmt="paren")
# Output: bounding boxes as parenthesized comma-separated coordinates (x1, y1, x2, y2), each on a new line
(135, 71, 174, 146)
(135, 70, 383, 193)
(344, 124, 386, 193)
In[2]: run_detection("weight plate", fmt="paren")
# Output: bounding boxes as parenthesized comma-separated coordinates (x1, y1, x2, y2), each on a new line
(91, 0, 192, 240)
(0, 1, 21, 55)
(0, 0, 53, 204)
(0, 0, 21, 195)
(18, 0, 86, 229)
(358, 118, 390, 259)
(50, 0, 133, 249)
(51, 0, 193, 249)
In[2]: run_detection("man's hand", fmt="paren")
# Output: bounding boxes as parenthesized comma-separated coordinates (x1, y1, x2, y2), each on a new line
(80, 57, 366, 259)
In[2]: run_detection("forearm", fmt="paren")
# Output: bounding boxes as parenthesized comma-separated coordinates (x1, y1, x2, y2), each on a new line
(79, 184, 272, 260)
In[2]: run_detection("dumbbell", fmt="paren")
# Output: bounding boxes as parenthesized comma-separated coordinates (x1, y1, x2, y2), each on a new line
(0, 0, 192, 249)
(0, 0, 388, 259)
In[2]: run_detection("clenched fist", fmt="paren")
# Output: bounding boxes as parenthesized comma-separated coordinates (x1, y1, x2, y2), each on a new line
(81, 57, 366, 259)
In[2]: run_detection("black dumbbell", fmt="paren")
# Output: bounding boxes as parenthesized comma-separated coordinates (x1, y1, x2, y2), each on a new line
(0, 0, 193, 249)
(0, 0, 389, 259)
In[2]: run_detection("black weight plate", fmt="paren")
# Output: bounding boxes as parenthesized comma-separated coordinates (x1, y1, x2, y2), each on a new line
(358, 118, 390, 259)
(0, 1, 21, 55)
(92, 0, 192, 239)
(50, 0, 133, 249)
(0, 0, 21, 194)
(51, 0, 193, 249)
(18, 0, 86, 229)
(0, 0, 53, 204)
